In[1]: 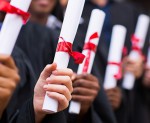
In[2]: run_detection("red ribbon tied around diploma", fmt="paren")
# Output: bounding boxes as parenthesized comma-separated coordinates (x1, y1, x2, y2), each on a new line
(82, 32, 99, 73)
(131, 34, 143, 55)
(0, 0, 30, 24)
(108, 62, 122, 80)
(56, 37, 85, 64)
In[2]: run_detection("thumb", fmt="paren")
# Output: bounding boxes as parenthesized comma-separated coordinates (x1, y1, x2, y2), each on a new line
(40, 63, 57, 80)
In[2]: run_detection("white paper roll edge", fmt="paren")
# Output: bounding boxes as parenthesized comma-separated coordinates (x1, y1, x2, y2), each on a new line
(69, 9, 105, 114)
(42, 0, 85, 113)
(42, 94, 58, 113)
(69, 101, 81, 114)
(122, 72, 135, 90)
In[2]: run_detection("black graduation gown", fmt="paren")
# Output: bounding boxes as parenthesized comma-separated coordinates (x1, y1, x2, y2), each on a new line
(16, 22, 56, 80)
(123, 76, 150, 123)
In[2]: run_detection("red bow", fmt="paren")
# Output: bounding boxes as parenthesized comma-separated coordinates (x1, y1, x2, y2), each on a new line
(82, 32, 99, 73)
(108, 62, 122, 80)
(56, 37, 85, 64)
(131, 34, 146, 62)
(0, 0, 30, 24)
(131, 34, 142, 54)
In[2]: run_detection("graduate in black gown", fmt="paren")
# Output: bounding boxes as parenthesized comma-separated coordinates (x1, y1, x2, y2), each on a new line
(0, 11, 73, 123)
(122, 53, 150, 123)
(0, 46, 73, 123)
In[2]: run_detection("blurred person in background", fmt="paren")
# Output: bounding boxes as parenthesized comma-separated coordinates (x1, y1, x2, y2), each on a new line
(29, 0, 63, 30)
(123, 61, 150, 123)
(128, 0, 150, 14)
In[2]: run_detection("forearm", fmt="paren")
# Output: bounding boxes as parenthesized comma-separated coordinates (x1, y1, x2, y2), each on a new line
(34, 108, 46, 123)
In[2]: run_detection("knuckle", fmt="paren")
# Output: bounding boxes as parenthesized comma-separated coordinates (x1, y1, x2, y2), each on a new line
(14, 74, 20, 83)
(68, 68, 73, 75)
(65, 76, 71, 81)
(9, 81, 17, 90)
(78, 80, 83, 86)
(4, 90, 12, 98)
(60, 95, 66, 103)
(62, 85, 68, 94)
(70, 86, 73, 93)
(64, 76, 71, 84)
(5, 55, 11, 61)
(68, 94, 72, 101)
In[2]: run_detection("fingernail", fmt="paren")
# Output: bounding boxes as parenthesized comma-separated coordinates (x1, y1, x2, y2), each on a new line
(52, 70, 58, 74)
(43, 85, 48, 90)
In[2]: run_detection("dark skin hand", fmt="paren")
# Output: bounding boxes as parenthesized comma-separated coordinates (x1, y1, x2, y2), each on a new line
(122, 56, 144, 79)
(105, 87, 122, 110)
(0, 55, 20, 118)
(143, 65, 150, 88)
(72, 73, 100, 118)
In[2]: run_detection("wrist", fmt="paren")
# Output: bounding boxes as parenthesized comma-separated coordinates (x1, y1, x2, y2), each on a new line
(33, 97, 46, 123)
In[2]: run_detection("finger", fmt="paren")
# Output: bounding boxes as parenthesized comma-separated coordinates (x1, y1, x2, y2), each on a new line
(73, 79, 100, 90)
(126, 58, 136, 64)
(106, 91, 121, 99)
(0, 64, 20, 82)
(40, 63, 57, 80)
(72, 87, 97, 96)
(52, 68, 73, 78)
(43, 84, 71, 101)
(75, 73, 98, 81)
(125, 67, 135, 73)
(107, 95, 120, 104)
(47, 92, 69, 111)
(72, 95, 92, 103)
(0, 77, 18, 91)
(0, 87, 12, 101)
(0, 54, 18, 71)
(46, 75, 73, 93)
(71, 73, 77, 81)
(105, 88, 115, 93)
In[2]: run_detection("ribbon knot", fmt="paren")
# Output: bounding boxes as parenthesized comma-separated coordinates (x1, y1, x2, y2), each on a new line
(131, 34, 142, 54)
(82, 32, 99, 73)
(0, 0, 30, 24)
(83, 42, 97, 52)
(108, 62, 122, 80)
(56, 37, 85, 64)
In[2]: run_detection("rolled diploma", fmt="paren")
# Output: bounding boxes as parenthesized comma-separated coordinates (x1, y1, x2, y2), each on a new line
(69, 9, 105, 114)
(104, 25, 127, 89)
(122, 14, 150, 90)
(0, 0, 32, 55)
(42, 0, 85, 113)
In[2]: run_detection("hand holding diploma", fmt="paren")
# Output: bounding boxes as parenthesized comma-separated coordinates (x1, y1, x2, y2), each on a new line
(122, 14, 150, 90)
(34, 63, 73, 123)
(69, 9, 105, 114)
(0, 55, 20, 118)
(42, 0, 85, 113)
(104, 25, 127, 89)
